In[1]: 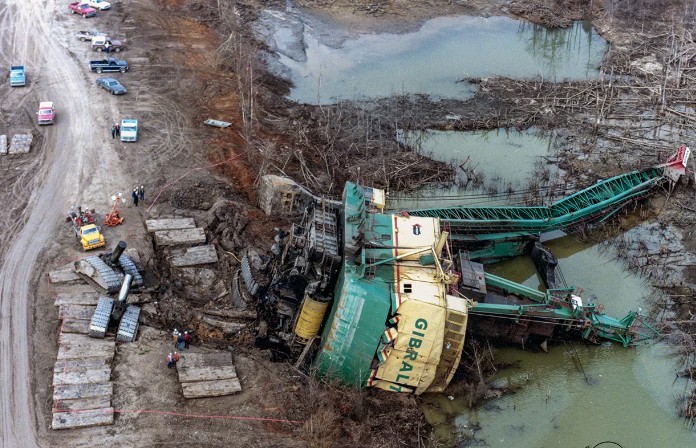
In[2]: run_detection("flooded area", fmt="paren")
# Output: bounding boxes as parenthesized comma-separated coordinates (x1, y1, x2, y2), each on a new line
(259, 5, 696, 447)
(389, 128, 559, 209)
(422, 236, 695, 447)
(281, 17, 606, 104)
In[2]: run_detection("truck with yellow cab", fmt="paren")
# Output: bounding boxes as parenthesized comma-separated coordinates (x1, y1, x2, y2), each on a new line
(68, 207, 106, 250)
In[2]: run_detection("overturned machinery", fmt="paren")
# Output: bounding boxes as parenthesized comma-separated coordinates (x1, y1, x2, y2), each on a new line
(238, 147, 690, 394)
(74, 240, 143, 293)
(241, 185, 470, 393)
(408, 145, 691, 262)
(73, 241, 144, 343)
(89, 273, 141, 342)
(458, 254, 657, 348)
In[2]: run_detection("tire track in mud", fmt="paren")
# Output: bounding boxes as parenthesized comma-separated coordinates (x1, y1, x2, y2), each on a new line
(0, 0, 93, 445)
(117, 11, 203, 178)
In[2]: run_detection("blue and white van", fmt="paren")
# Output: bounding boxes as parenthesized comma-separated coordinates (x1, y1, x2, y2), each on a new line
(120, 119, 138, 142)
(10, 66, 26, 87)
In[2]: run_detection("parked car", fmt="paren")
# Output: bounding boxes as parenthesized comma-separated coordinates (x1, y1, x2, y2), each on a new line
(77, 30, 105, 41)
(120, 119, 138, 142)
(10, 65, 25, 86)
(96, 78, 127, 95)
(91, 36, 124, 53)
(68, 2, 97, 18)
(90, 58, 128, 73)
(37, 102, 55, 125)
(87, 0, 110, 10)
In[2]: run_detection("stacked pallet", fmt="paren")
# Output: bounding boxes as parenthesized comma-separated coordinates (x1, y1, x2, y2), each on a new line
(145, 218, 217, 263)
(146, 218, 207, 248)
(8, 133, 32, 154)
(48, 262, 84, 285)
(176, 352, 241, 399)
(51, 292, 116, 429)
(56, 291, 100, 335)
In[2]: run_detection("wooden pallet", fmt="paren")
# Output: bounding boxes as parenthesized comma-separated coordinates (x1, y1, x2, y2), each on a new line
(51, 332, 116, 429)
(176, 352, 242, 399)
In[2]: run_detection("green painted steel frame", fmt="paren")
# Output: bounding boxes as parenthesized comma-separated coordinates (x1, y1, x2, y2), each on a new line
(469, 278, 658, 347)
(408, 168, 664, 235)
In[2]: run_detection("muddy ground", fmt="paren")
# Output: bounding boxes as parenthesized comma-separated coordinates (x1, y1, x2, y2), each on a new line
(1, 0, 695, 447)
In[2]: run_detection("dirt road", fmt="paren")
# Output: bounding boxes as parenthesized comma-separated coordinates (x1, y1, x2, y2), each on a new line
(0, 0, 101, 445)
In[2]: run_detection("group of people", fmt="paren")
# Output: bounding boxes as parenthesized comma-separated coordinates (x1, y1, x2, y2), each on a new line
(166, 329, 192, 369)
(172, 328, 191, 350)
(111, 123, 121, 139)
(132, 185, 145, 206)
(166, 351, 180, 369)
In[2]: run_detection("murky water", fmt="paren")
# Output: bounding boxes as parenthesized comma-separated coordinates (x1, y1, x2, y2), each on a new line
(388, 128, 559, 209)
(422, 236, 695, 447)
(282, 17, 606, 104)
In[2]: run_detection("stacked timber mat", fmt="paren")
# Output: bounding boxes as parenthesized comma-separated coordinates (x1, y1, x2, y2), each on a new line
(52, 290, 116, 429)
(176, 352, 241, 399)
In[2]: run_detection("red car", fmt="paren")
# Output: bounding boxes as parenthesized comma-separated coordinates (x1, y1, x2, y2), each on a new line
(37, 102, 55, 125)
(68, 2, 97, 18)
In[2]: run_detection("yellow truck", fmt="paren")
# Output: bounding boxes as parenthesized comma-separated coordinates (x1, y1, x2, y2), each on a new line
(68, 208, 106, 250)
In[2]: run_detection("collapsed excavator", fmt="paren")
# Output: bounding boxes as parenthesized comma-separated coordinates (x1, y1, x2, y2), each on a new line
(73, 240, 144, 342)
(89, 273, 141, 342)
(74, 240, 143, 294)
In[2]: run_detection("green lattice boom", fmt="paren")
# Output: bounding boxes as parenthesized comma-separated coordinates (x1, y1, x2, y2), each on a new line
(408, 167, 664, 235)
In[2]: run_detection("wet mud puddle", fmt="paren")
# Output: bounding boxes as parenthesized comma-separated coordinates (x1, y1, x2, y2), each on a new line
(279, 16, 606, 104)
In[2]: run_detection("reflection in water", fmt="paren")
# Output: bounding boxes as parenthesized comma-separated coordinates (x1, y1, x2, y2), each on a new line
(389, 128, 559, 210)
(282, 17, 606, 104)
(521, 20, 599, 80)
(424, 344, 693, 447)
(423, 237, 695, 447)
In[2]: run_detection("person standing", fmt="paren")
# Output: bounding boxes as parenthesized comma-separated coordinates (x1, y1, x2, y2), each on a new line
(115, 123, 121, 136)
(132, 189, 139, 206)
(183, 331, 191, 349)
(177, 332, 184, 350)
(173, 351, 180, 367)
(139, 185, 144, 201)
(111, 125, 116, 139)
(172, 329, 179, 348)
(167, 353, 174, 369)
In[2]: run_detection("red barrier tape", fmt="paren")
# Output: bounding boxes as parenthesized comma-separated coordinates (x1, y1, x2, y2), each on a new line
(52, 318, 302, 425)
(59, 407, 304, 425)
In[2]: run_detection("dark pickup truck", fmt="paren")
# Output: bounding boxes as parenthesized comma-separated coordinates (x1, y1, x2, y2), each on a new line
(89, 58, 128, 73)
